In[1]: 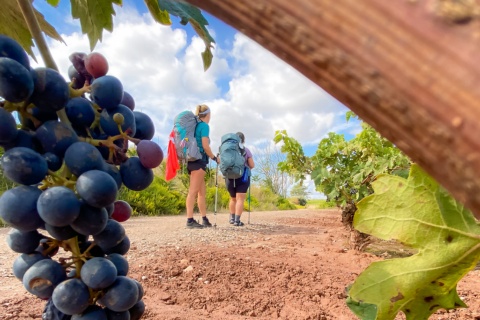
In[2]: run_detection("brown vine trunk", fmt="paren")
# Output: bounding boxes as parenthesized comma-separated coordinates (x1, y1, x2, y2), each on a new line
(187, 0, 480, 219)
(342, 202, 371, 251)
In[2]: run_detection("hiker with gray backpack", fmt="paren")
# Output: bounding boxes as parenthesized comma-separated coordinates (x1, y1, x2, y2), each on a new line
(172, 104, 219, 229)
(219, 132, 254, 226)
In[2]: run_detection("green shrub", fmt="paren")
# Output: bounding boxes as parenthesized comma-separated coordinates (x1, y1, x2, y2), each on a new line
(310, 199, 337, 209)
(118, 176, 184, 216)
(276, 197, 297, 210)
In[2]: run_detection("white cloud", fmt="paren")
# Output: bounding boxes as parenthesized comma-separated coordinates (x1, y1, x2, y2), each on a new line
(31, 6, 354, 156)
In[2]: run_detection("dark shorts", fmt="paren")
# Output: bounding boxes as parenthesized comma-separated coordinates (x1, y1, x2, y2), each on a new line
(226, 177, 250, 197)
(187, 157, 208, 174)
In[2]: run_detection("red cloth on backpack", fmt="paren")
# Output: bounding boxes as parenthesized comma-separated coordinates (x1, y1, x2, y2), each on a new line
(165, 130, 180, 181)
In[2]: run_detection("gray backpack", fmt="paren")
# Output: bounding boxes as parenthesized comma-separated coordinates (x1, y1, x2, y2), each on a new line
(173, 111, 203, 162)
(219, 133, 245, 179)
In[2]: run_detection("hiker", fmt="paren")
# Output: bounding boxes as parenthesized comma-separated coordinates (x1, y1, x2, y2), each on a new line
(186, 104, 219, 229)
(225, 132, 254, 226)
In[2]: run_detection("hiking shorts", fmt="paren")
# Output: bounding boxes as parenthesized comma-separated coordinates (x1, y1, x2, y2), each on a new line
(187, 156, 208, 174)
(226, 177, 250, 197)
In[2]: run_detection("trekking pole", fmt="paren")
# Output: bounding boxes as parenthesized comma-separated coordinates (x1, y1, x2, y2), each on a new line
(214, 156, 219, 228)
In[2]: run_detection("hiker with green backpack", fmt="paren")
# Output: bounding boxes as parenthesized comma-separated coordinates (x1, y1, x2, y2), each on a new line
(219, 132, 255, 227)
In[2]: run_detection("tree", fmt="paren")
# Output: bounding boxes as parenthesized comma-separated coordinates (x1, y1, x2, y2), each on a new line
(275, 112, 411, 233)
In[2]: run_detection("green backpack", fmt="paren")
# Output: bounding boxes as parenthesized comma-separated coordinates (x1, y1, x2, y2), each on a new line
(219, 133, 245, 179)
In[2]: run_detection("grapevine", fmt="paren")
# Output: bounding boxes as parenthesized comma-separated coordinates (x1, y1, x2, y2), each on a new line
(0, 2, 164, 318)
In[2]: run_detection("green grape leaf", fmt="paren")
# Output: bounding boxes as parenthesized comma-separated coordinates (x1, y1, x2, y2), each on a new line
(46, 0, 61, 6)
(0, 1, 64, 61)
(158, 0, 215, 71)
(144, 0, 171, 25)
(348, 164, 480, 320)
(70, 0, 122, 51)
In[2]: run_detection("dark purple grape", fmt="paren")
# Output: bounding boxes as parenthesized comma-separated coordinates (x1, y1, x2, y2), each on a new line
(120, 91, 135, 111)
(67, 65, 87, 89)
(65, 97, 95, 129)
(105, 202, 115, 217)
(90, 75, 123, 110)
(37, 186, 81, 227)
(30, 67, 70, 112)
(30, 105, 59, 123)
(99, 276, 139, 312)
(104, 235, 130, 256)
(111, 200, 132, 223)
(64, 142, 104, 177)
(93, 219, 125, 252)
(0, 146, 48, 185)
(43, 152, 62, 171)
(43, 298, 72, 320)
(0, 35, 30, 69)
(13, 252, 50, 281)
(100, 104, 136, 136)
(71, 202, 108, 236)
(129, 300, 145, 320)
(136, 140, 163, 169)
(6, 229, 43, 253)
(0, 107, 18, 144)
(0, 57, 34, 102)
(106, 253, 129, 276)
(120, 157, 153, 191)
(35, 120, 79, 158)
(133, 111, 154, 140)
(52, 278, 90, 315)
(134, 280, 144, 301)
(80, 257, 117, 290)
(72, 305, 107, 320)
(22, 259, 66, 299)
(45, 224, 80, 241)
(1, 129, 41, 152)
(76, 170, 118, 208)
(0, 185, 43, 231)
(103, 163, 123, 190)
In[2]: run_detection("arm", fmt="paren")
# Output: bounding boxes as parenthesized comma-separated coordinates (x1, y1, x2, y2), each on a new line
(202, 137, 216, 160)
(247, 157, 255, 169)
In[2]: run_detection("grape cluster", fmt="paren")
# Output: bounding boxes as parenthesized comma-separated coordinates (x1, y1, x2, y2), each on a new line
(0, 34, 164, 319)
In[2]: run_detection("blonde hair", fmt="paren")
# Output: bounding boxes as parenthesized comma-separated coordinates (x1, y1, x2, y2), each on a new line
(195, 104, 210, 119)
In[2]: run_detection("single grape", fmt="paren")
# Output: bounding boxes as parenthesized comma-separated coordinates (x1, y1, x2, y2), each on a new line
(98, 276, 139, 312)
(104, 235, 130, 256)
(13, 252, 50, 281)
(0, 107, 18, 144)
(0, 185, 43, 231)
(64, 141, 104, 177)
(30, 67, 70, 112)
(69, 52, 92, 83)
(84, 52, 109, 78)
(103, 163, 123, 190)
(90, 75, 123, 110)
(106, 253, 129, 276)
(136, 140, 163, 169)
(71, 305, 107, 320)
(35, 120, 79, 158)
(105, 309, 130, 320)
(65, 97, 96, 129)
(45, 224, 80, 241)
(133, 111, 155, 140)
(93, 219, 126, 252)
(67, 64, 87, 89)
(0, 57, 34, 102)
(0, 35, 30, 69)
(129, 300, 145, 320)
(52, 278, 90, 315)
(0, 147, 48, 185)
(76, 170, 118, 208)
(111, 200, 132, 223)
(22, 259, 66, 299)
(80, 257, 117, 290)
(6, 229, 43, 253)
(43, 152, 62, 171)
(120, 157, 154, 191)
(133, 279, 144, 301)
(1, 129, 40, 152)
(71, 201, 109, 236)
(120, 91, 135, 111)
(37, 186, 81, 227)
(100, 104, 136, 136)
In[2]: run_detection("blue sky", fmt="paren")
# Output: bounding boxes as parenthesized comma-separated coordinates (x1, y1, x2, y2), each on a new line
(30, 0, 361, 196)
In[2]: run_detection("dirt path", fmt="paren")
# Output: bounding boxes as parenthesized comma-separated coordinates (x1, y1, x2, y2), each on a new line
(1, 209, 479, 319)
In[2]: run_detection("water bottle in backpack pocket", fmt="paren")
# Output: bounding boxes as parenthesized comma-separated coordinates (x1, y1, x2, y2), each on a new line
(219, 133, 245, 179)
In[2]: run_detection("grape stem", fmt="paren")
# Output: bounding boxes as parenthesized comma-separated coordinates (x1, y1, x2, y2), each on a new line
(16, 0, 72, 126)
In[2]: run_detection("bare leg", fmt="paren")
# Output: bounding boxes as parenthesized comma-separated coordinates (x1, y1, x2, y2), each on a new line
(235, 193, 247, 217)
(197, 174, 207, 217)
(186, 169, 206, 219)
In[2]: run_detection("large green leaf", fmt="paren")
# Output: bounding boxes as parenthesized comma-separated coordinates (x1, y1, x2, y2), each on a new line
(70, 0, 122, 50)
(347, 164, 480, 320)
(0, 0, 64, 60)
(158, 0, 215, 71)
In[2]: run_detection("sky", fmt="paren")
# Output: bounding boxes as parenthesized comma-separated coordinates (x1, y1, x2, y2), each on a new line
(30, 0, 361, 197)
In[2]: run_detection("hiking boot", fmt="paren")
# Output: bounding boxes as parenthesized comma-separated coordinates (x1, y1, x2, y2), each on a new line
(202, 219, 213, 227)
(186, 220, 204, 229)
(229, 218, 235, 224)
(234, 221, 244, 227)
